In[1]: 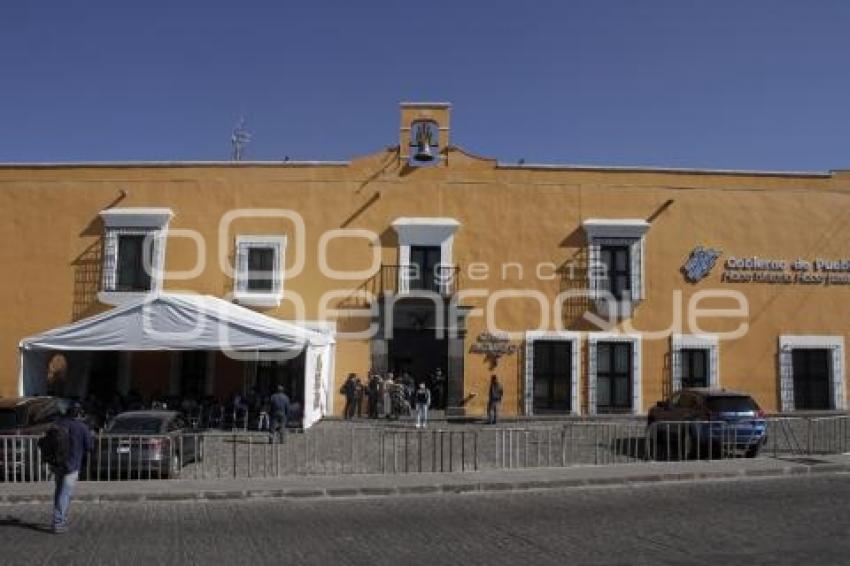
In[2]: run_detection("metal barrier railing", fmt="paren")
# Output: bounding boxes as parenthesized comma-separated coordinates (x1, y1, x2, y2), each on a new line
(805, 415, 849, 455)
(1, 435, 47, 483)
(2, 415, 847, 483)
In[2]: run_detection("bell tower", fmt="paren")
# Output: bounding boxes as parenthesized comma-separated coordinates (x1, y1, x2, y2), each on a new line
(399, 102, 451, 166)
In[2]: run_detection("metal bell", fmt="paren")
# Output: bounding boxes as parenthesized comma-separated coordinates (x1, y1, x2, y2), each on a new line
(414, 141, 434, 162)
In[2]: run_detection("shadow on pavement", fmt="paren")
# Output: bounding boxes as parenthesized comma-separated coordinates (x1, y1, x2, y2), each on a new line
(0, 516, 53, 533)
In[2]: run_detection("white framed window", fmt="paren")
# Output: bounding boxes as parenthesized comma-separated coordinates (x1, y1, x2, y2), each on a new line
(671, 334, 720, 392)
(234, 235, 286, 307)
(779, 335, 845, 412)
(582, 219, 649, 318)
(391, 217, 460, 294)
(524, 331, 581, 416)
(587, 333, 642, 415)
(99, 208, 173, 305)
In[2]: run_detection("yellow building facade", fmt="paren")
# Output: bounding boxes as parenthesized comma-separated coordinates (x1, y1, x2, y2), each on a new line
(1, 102, 849, 419)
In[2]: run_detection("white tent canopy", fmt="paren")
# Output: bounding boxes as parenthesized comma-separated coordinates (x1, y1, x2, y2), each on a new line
(18, 293, 335, 428)
(20, 293, 330, 352)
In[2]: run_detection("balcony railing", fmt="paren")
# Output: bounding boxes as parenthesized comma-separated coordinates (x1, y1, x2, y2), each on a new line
(380, 264, 460, 296)
(333, 264, 462, 309)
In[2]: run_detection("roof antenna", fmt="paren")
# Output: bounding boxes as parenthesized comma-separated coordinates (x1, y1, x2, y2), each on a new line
(231, 116, 252, 161)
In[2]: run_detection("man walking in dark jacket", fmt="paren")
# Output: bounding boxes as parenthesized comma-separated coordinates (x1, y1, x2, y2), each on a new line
(269, 385, 291, 444)
(51, 403, 92, 534)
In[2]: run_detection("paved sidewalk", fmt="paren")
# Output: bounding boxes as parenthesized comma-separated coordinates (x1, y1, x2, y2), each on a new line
(2, 454, 848, 505)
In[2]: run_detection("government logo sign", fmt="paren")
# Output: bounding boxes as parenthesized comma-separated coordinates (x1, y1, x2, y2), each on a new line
(683, 246, 722, 282)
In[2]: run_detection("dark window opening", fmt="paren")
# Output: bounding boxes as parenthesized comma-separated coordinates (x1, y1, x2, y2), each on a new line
(792, 349, 831, 410)
(681, 348, 709, 389)
(598, 245, 631, 301)
(532, 341, 572, 413)
(116, 234, 153, 292)
(596, 342, 632, 413)
(247, 247, 276, 292)
(409, 246, 442, 292)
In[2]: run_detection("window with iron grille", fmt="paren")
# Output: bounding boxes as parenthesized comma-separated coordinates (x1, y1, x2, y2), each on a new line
(235, 235, 285, 306)
(99, 208, 172, 302)
(680, 348, 709, 389)
(409, 245, 441, 292)
(582, 219, 649, 317)
(596, 342, 632, 413)
(532, 341, 572, 413)
(792, 349, 831, 410)
(246, 247, 275, 292)
(115, 234, 154, 292)
(598, 245, 631, 301)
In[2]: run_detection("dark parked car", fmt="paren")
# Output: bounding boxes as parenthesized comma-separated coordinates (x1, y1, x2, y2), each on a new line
(648, 388, 767, 459)
(91, 410, 202, 479)
(0, 396, 73, 479)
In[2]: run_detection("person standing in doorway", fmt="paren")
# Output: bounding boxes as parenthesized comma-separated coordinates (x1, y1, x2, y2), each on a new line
(487, 374, 503, 425)
(269, 385, 291, 444)
(414, 383, 431, 429)
(44, 403, 92, 534)
(431, 367, 445, 409)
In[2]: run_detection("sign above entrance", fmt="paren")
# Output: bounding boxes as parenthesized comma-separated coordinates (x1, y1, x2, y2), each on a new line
(470, 332, 517, 368)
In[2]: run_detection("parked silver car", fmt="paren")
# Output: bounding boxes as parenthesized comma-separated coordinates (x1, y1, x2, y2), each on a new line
(91, 410, 202, 479)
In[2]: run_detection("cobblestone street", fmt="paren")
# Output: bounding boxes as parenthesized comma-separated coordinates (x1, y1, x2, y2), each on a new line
(1, 474, 848, 565)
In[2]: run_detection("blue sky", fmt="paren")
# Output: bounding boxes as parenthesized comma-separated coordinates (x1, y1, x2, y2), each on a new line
(1, 1, 848, 170)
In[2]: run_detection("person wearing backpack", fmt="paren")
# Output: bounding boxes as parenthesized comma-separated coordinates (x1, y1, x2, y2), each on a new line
(40, 403, 92, 534)
(414, 382, 431, 429)
(487, 374, 503, 425)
